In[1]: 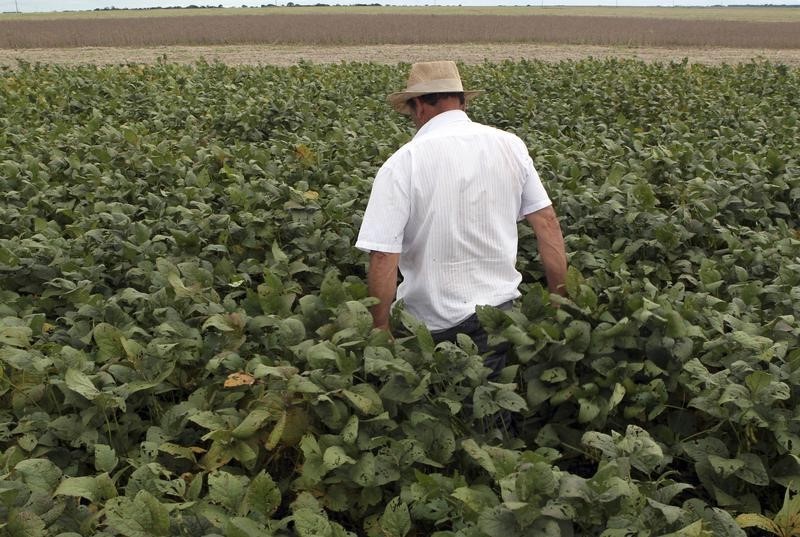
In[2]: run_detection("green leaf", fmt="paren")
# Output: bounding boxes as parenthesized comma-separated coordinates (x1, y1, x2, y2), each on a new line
(564, 320, 591, 352)
(0, 325, 31, 348)
(735, 453, 769, 486)
(306, 342, 340, 367)
(186, 472, 204, 501)
(225, 517, 273, 537)
(105, 491, 170, 537)
(320, 269, 348, 307)
(745, 370, 773, 395)
(95, 444, 118, 473)
(540, 367, 567, 383)
(54, 474, 117, 503)
(271, 240, 289, 264)
(203, 313, 238, 332)
(452, 485, 500, 513)
(232, 409, 272, 439)
(414, 325, 436, 355)
(462, 439, 497, 475)
(337, 300, 373, 334)
(380, 497, 411, 537)
(265, 410, 287, 450)
(342, 414, 359, 445)
(477, 505, 521, 537)
(350, 452, 377, 487)
(564, 266, 584, 299)
(0, 347, 52, 373)
(245, 472, 281, 518)
(578, 397, 601, 424)
(617, 425, 665, 474)
(159, 442, 201, 463)
(516, 462, 558, 500)
(558, 474, 591, 502)
(364, 346, 415, 377)
(93, 322, 124, 362)
(684, 500, 747, 537)
(660, 520, 714, 537)
(2, 510, 46, 537)
(189, 411, 235, 431)
(380, 373, 429, 404)
(457, 332, 479, 354)
(64, 368, 100, 400)
(208, 471, 249, 513)
(473, 386, 500, 419)
(731, 331, 773, 351)
(0, 245, 20, 267)
(14, 459, 62, 492)
(399, 310, 435, 354)
(293, 507, 332, 537)
(646, 498, 684, 525)
(708, 455, 745, 479)
(476, 305, 511, 332)
(342, 384, 383, 416)
(633, 180, 656, 207)
(167, 271, 193, 298)
(583, 431, 619, 459)
(324, 446, 356, 470)
(495, 388, 528, 413)
(608, 383, 626, 411)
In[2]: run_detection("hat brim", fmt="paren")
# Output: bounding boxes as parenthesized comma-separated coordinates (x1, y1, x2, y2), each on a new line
(387, 90, 484, 115)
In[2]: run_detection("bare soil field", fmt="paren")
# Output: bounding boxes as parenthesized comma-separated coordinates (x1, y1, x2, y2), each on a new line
(2, 43, 799, 68)
(1, 13, 799, 50)
(2, 7, 798, 67)
(3, 6, 800, 22)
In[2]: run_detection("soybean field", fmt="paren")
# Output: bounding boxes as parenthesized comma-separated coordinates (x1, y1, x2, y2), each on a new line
(1, 60, 799, 536)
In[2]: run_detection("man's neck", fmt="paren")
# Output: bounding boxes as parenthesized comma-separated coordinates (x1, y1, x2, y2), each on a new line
(415, 104, 466, 130)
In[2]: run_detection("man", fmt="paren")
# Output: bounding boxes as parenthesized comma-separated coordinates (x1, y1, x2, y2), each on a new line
(356, 61, 567, 372)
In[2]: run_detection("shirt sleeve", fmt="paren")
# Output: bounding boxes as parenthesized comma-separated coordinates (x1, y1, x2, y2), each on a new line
(515, 139, 552, 218)
(355, 157, 411, 253)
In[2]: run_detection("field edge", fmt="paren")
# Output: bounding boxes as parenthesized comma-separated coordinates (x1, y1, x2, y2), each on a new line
(2, 42, 800, 67)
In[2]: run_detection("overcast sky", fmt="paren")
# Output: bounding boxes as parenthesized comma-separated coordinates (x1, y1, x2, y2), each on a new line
(2, 0, 799, 12)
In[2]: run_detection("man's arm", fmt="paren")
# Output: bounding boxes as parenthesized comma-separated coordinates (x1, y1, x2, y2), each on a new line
(367, 251, 401, 331)
(525, 206, 567, 296)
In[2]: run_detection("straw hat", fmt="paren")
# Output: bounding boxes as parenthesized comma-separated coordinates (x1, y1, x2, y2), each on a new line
(388, 61, 483, 115)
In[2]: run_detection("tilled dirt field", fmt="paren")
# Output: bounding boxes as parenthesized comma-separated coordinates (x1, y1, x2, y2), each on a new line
(2, 43, 799, 67)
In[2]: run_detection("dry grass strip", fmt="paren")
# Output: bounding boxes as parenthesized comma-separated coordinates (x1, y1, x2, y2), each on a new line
(1, 14, 799, 50)
(2, 43, 800, 68)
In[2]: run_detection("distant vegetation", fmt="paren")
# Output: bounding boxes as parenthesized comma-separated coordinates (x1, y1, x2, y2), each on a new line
(91, 3, 381, 9)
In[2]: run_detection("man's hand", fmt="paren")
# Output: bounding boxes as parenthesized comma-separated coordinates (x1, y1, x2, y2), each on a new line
(367, 251, 400, 331)
(525, 206, 567, 297)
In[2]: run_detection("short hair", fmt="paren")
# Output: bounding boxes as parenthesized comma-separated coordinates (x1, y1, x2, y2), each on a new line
(407, 92, 466, 112)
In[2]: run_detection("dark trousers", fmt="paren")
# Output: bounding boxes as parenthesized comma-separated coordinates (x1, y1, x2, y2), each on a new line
(431, 308, 515, 436)
(430, 313, 509, 381)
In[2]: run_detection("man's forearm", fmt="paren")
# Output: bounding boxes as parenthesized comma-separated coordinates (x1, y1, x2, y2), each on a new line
(526, 206, 568, 296)
(540, 237, 568, 296)
(367, 251, 400, 330)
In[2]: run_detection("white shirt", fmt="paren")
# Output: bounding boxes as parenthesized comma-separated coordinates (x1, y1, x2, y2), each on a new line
(356, 110, 552, 331)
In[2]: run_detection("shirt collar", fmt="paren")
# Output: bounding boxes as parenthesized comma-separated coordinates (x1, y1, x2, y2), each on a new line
(413, 109, 471, 139)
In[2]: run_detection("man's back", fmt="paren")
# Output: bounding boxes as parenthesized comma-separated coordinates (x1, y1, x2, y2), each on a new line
(357, 110, 551, 330)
